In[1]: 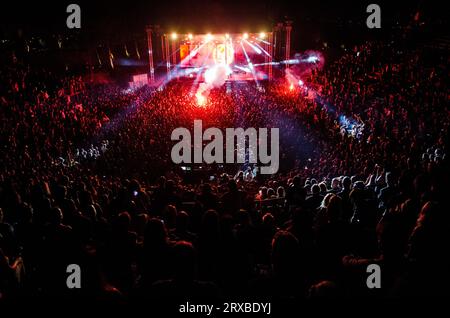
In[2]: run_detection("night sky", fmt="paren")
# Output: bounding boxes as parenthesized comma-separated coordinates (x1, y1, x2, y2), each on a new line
(0, 0, 447, 59)
(0, 0, 445, 36)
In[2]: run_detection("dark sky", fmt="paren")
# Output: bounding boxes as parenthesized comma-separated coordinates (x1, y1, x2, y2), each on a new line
(0, 0, 446, 38)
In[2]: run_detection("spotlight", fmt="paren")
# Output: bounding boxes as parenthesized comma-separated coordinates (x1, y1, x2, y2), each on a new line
(171, 32, 177, 40)
(259, 32, 266, 39)
(206, 33, 213, 41)
(195, 92, 206, 106)
(225, 33, 230, 39)
(204, 67, 216, 84)
(306, 56, 319, 63)
(188, 33, 193, 40)
(243, 33, 249, 39)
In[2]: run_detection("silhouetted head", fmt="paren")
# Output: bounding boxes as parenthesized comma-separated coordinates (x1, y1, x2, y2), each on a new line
(172, 241, 197, 281)
(271, 230, 300, 276)
(18, 203, 33, 223)
(277, 186, 285, 198)
(259, 187, 268, 199)
(201, 183, 212, 194)
(308, 280, 339, 299)
(144, 218, 168, 247)
(114, 211, 131, 233)
(262, 213, 275, 227)
(326, 195, 343, 223)
(228, 179, 238, 192)
(166, 180, 175, 193)
(353, 181, 365, 190)
(84, 204, 97, 221)
(292, 176, 301, 187)
(311, 184, 320, 195)
(129, 179, 141, 192)
(237, 209, 251, 226)
(176, 211, 190, 233)
(48, 207, 63, 226)
(385, 172, 393, 186)
(320, 193, 335, 209)
(342, 176, 351, 190)
(201, 209, 220, 237)
(319, 182, 328, 193)
(417, 201, 445, 228)
(331, 178, 340, 190)
(164, 204, 177, 229)
(158, 176, 166, 187)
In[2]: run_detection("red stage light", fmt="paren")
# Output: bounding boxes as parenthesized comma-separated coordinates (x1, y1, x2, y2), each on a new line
(195, 92, 206, 106)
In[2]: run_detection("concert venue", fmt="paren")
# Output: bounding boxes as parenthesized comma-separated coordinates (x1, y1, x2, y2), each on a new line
(0, 0, 448, 310)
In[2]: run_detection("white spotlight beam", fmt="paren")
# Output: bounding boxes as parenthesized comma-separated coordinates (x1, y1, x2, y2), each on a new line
(243, 39, 262, 55)
(190, 47, 213, 94)
(252, 41, 272, 58)
(240, 41, 260, 87)
(254, 38, 271, 45)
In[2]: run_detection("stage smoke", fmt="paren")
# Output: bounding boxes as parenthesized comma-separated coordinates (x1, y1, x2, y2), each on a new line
(285, 68, 298, 87)
(303, 50, 324, 68)
(195, 64, 230, 106)
(285, 50, 325, 90)
(292, 50, 325, 74)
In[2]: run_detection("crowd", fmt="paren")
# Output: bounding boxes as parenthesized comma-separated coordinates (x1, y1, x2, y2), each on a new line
(0, 33, 448, 305)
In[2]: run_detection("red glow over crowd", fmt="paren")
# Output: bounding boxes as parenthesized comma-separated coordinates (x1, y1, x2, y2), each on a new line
(0, 33, 448, 306)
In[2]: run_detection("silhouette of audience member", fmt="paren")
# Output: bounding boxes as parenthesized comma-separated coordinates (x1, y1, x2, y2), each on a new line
(150, 241, 219, 301)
